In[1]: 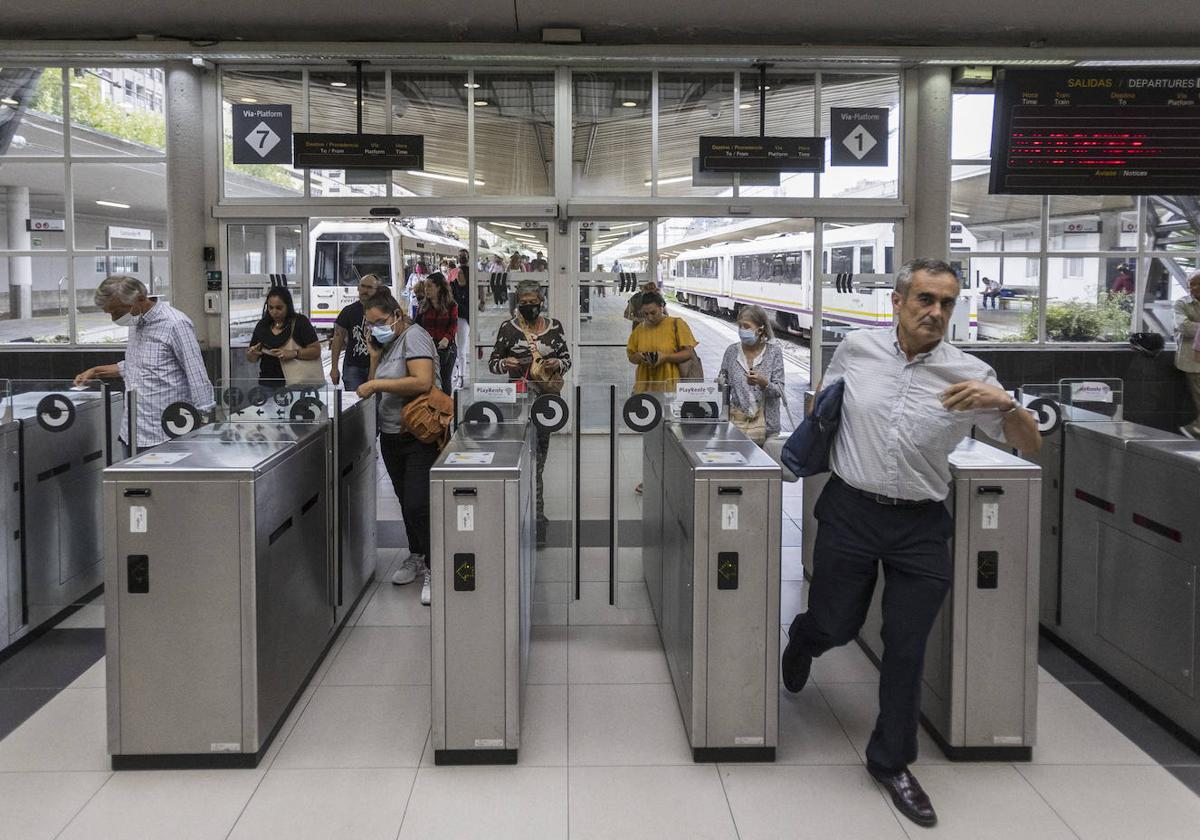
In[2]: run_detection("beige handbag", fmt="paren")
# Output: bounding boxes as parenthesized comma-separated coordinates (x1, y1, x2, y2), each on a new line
(729, 404, 767, 446)
(280, 322, 327, 386)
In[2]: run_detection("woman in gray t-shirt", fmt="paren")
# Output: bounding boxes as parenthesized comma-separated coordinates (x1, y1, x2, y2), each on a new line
(356, 287, 442, 604)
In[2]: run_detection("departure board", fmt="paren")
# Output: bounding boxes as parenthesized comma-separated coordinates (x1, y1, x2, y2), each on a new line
(990, 69, 1200, 195)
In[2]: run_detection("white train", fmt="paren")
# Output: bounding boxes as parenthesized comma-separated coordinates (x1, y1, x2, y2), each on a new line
(664, 223, 978, 342)
(308, 220, 464, 330)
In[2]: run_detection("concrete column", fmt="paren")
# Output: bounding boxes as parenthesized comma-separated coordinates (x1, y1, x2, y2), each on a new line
(7, 186, 32, 319)
(910, 67, 953, 262)
(165, 63, 209, 345)
(264, 224, 277, 275)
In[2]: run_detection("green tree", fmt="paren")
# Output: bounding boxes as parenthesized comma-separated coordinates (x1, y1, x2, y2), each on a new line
(1015, 292, 1132, 342)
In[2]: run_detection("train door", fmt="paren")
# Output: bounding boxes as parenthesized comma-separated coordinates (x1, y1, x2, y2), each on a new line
(220, 221, 307, 385)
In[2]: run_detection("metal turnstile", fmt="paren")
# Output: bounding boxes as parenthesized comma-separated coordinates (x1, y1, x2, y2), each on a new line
(854, 439, 1041, 759)
(1059, 423, 1200, 742)
(104, 421, 336, 768)
(430, 422, 535, 765)
(644, 421, 782, 762)
(1, 387, 122, 654)
(333, 393, 377, 627)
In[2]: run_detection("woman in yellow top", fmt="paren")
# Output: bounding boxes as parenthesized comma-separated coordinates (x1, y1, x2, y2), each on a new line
(626, 291, 699, 393)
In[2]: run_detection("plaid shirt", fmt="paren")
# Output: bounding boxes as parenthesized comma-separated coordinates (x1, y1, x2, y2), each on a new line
(416, 303, 459, 344)
(118, 300, 214, 447)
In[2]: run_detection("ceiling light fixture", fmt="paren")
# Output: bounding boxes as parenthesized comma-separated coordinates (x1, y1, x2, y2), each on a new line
(404, 170, 483, 186)
(621, 100, 638, 107)
(329, 81, 348, 87)
(464, 82, 481, 89)
(492, 222, 523, 229)
(474, 100, 489, 106)
(96, 200, 131, 209)
(950, 211, 971, 219)
(240, 97, 257, 103)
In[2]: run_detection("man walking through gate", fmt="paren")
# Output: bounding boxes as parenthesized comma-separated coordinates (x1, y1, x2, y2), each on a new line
(781, 258, 1041, 828)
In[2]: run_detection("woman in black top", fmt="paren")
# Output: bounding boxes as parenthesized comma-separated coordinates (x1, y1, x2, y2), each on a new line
(246, 286, 321, 386)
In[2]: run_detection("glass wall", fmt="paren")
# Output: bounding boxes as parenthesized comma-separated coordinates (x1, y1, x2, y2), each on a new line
(0, 65, 170, 346)
(222, 68, 554, 199)
(951, 90, 1195, 344)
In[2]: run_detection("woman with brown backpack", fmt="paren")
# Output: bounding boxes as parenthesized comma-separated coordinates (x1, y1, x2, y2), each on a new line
(357, 287, 452, 606)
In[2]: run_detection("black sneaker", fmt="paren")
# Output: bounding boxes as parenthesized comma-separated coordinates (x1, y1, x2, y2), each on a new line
(781, 633, 812, 694)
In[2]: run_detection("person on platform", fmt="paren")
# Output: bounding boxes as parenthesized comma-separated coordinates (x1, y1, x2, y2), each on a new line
(781, 258, 1041, 829)
(718, 305, 786, 446)
(358, 287, 441, 606)
(488, 279, 572, 542)
(246, 286, 322, 388)
(329, 273, 381, 392)
(73, 275, 214, 449)
(1174, 271, 1200, 439)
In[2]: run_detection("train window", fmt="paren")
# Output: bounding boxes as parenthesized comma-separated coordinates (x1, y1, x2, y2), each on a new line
(859, 246, 874, 274)
(338, 241, 390, 286)
(683, 257, 718, 279)
(785, 251, 803, 283)
(884, 246, 894, 274)
(830, 247, 854, 274)
(734, 255, 756, 282)
(312, 242, 338, 286)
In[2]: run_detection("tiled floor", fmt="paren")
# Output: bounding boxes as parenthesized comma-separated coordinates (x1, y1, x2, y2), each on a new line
(2, 470, 1199, 838)
(4, 567, 1200, 839)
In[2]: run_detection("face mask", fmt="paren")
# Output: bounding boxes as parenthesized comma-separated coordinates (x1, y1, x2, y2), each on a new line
(518, 303, 541, 322)
(372, 320, 398, 344)
(738, 328, 759, 346)
(114, 311, 138, 328)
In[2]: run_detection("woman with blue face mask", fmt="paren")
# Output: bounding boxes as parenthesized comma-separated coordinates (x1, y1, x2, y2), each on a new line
(356, 287, 442, 606)
(718, 305, 787, 446)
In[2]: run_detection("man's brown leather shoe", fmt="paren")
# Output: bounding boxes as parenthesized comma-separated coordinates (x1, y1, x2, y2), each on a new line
(868, 764, 937, 828)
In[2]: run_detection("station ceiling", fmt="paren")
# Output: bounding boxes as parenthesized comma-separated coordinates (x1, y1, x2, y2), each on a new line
(2, 0, 1199, 48)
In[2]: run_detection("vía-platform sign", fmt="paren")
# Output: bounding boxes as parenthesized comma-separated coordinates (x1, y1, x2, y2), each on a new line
(698, 136, 825, 172)
(292, 133, 424, 169)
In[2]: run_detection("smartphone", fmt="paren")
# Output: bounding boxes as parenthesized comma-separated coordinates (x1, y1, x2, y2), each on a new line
(644, 351, 658, 365)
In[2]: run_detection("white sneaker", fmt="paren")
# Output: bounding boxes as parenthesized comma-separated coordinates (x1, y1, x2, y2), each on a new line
(420, 567, 432, 606)
(1181, 426, 1200, 441)
(391, 554, 425, 586)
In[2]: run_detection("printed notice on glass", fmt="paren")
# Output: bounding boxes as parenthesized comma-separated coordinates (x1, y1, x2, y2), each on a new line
(473, 383, 518, 403)
(446, 452, 495, 465)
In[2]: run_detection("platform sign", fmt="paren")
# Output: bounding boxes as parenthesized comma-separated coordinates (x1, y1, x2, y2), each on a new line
(232, 104, 293, 165)
(830, 107, 889, 166)
(698, 136, 825, 173)
(292, 133, 424, 170)
(990, 69, 1200, 195)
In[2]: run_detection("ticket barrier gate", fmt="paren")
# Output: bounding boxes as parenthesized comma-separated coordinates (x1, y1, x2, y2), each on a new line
(430, 421, 536, 764)
(804, 440, 1042, 759)
(1, 383, 122, 655)
(104, 386, 377, 768)
(644, 421, 782, 761)
(1059, 422, 1200, 742)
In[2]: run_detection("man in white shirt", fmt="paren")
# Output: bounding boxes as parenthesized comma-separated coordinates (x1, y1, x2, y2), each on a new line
(781, 258, 1040, 828)
(73, 275, 213, 448)
(1174, 272, 1200, 439)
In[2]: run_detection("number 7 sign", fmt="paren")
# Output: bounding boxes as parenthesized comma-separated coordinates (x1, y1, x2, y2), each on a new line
(231, 104, 293, 165)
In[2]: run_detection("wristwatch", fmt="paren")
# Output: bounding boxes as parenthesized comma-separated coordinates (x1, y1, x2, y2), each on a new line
(1002, 397, 1023, 416)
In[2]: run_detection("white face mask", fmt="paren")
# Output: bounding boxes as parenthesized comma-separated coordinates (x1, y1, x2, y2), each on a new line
(113, 311, 138, 328)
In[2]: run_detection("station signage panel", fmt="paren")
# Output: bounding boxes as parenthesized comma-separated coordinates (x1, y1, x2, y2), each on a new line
(698, 136, 825, 173)
(26, 218, 65, 232)
(232, 104, 293, 165)
(990, 69, 1200, 195)
(830, 107, 889, 166)
(292, 133, 424, 170)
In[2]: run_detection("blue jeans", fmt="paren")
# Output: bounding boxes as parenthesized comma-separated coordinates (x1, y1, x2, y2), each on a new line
(341, 365, 368, 392)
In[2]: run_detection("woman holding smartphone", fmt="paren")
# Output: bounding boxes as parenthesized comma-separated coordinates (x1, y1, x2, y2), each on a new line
(717, 305, 786, 446)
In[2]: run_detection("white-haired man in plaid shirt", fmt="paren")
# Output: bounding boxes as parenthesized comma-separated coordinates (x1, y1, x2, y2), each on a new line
(74, 275, 214, 448)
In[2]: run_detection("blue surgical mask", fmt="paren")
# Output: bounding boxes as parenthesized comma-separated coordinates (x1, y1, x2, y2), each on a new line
(372, 321, 398, 344)
(738, 328, 759, 346)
